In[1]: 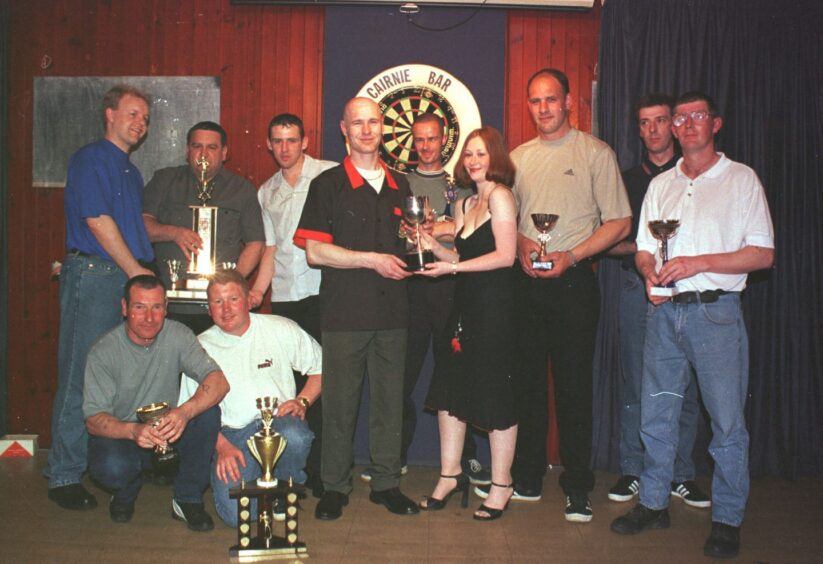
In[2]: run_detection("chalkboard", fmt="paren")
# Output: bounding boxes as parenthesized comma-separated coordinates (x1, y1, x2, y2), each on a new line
(33, 76, 221, 187)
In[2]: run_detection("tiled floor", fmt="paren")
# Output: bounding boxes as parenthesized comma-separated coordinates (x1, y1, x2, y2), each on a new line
(1, 452, 820, 563)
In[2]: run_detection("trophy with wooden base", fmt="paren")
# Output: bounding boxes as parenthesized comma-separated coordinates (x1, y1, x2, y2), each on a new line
(648, 219, 681, 297)
(167, 155, 218, 302)
(228, 396, 308, 561)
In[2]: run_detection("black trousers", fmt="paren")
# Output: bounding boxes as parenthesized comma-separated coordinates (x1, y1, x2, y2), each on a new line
(512, 262, 599, 495)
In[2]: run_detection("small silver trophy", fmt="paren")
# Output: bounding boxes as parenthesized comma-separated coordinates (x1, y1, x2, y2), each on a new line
(648, 219, 681, 297)
(165, 259, 181, 291)
(402, 195, 435, 272)
(530, 213, 560, 270)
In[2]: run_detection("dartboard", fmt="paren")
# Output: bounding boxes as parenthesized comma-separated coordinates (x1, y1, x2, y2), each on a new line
(356, 64, 482, 175)
(378, 87, 459, 173)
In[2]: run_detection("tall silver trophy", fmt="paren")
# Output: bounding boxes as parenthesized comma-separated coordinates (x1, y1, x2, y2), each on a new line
(402, 195, 435, 272)
(187, 155, 218, 286)
(530, 213, 559, 270)
(648, 219, 681, 297)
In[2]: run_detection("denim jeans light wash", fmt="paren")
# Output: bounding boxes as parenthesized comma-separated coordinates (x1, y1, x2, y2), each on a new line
(47, 253, 128, 488)
(617, 266, 699, 481)
(88, 405, 220, 504)
(212, 415, 314, 527)
(639, 293, 750, 526)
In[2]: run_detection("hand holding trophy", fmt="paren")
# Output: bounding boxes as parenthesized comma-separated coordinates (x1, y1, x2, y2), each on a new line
(648, 219, 681, 297)
(402, 195, 435, 272)
(530, 213, 559, 270)
(135, 401, 180, 470)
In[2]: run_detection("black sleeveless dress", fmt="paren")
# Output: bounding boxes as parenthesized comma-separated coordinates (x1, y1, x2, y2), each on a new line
(425, 218, 517, 431)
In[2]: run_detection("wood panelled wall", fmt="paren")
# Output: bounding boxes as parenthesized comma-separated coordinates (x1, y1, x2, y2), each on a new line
(5, 0, 600, 444)
(5, 0, 326, 444)
(506, 7, 601, 149)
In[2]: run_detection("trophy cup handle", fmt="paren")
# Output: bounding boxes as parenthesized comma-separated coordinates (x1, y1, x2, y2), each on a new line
(247, 437, 261, 465)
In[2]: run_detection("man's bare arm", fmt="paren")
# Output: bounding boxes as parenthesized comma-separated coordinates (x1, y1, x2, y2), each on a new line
(249, 245, 276, 308)
(142, 214, 202, 261)
(235, 241, 265, 278)
(86, 215, 153, 278)
(305, 239, 410, 280)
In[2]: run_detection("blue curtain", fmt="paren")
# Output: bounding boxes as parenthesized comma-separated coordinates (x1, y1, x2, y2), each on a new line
(595, 0, 823, 478)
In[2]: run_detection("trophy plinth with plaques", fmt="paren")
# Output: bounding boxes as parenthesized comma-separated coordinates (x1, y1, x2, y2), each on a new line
(228, 396, 308, 561)
(402, 195, 435, 272)
(167, 156, 219, 303)
(135, 401, 179, 471)
(530, 213, 559, 270)
(648, 219, 681, 297)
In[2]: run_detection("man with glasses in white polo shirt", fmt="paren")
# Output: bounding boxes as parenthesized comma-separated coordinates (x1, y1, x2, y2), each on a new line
(610, 91, 774, 560)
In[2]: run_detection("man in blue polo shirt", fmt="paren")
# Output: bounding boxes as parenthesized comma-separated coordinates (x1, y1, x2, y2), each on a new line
(47, 84, 155, 511)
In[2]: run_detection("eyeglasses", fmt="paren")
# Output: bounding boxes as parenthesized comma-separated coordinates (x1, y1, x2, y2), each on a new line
(672, 111, 713, 127)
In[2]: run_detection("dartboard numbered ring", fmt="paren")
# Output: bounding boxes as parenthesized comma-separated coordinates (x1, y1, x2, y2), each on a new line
(357, 65, 481, 175)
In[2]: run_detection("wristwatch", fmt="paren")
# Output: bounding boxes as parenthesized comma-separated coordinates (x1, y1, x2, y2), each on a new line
(296, 396, 311, 409)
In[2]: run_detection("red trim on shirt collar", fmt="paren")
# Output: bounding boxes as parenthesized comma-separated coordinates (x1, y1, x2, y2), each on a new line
(343, 156, 398, 190)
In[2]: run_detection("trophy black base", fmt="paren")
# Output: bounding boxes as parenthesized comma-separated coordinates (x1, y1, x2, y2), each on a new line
(405, 249, 435, 272)
(532, 260, 554, 271)
(229, 540, 308, 562)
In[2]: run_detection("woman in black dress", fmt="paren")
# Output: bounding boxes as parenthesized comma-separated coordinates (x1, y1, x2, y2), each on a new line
(417, 127, 518, 521)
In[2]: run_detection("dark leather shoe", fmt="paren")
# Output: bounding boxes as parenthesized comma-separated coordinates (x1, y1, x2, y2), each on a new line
(369, 487, 420, 515)
(171, 499, 214, 532)
(315, 491, 348, 520)
(109, 497, 135, 523)
(703, 522, 740, 559)
(611, 503, 670, 535)
(48, 484, 98, 511)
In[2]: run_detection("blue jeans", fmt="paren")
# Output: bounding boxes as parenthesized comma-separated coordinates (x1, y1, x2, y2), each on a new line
(88, 405, 220, 504)
(48, 253, 128, 488)
(639, 294, 750, 526)
(617, 267, 699, 481)
(212, 415, 313, 527)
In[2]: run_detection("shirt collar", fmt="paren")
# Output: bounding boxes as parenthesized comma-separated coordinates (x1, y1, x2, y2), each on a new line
(343, 156, 398, 190)
(641, 152, 680, 178)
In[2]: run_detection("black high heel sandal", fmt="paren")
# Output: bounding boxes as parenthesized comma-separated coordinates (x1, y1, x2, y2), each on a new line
(419, 473, 470, 511)
(473, 481, 513, 521)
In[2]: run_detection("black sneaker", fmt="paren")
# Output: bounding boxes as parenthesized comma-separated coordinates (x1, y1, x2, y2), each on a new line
(109, 497, 135, 523)
(462, 458, 491, 486)
(704, 522, 740, 559)
(671, 480, 711, 508)
(48, 483, 98, 511)
(171, 499, 214, 532)
(610, 503, 670, 535)
(564, 494, 593, 523)
(474, 483, 541, 501)
(608, 475, 640, 502)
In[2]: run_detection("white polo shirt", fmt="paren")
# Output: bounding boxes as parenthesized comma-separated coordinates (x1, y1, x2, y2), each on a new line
(636, 153, 774, 292)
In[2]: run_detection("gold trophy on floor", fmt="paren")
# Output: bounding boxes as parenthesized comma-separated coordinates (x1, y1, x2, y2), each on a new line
(229, 396, 307, 561)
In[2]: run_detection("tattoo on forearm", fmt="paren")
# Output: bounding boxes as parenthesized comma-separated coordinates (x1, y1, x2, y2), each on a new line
(200, 383, 211, 394)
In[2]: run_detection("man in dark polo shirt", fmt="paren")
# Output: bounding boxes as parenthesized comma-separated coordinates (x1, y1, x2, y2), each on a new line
(294, 97, 418, 521)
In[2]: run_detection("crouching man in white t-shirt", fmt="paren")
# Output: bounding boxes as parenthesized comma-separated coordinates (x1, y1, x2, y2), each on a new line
(179, 269, 322, 527)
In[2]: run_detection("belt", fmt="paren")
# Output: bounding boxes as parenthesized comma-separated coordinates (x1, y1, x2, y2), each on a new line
(68, 249, 155, 270)
(670, 289, 733, 304)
